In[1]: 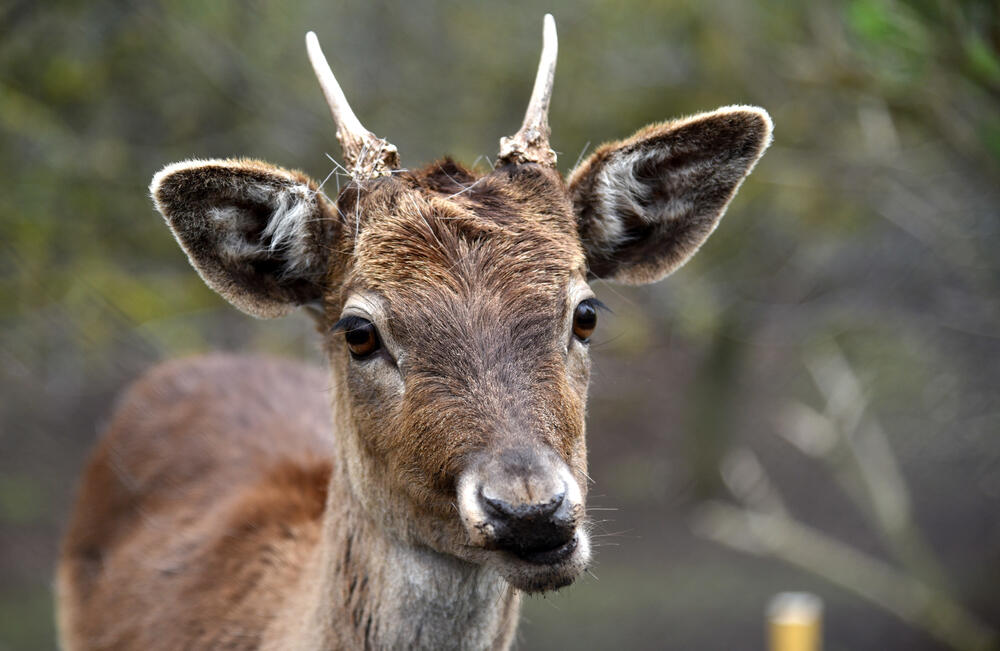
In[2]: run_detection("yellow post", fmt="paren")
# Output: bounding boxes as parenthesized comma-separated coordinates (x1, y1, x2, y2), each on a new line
(768, 592, 822, 651)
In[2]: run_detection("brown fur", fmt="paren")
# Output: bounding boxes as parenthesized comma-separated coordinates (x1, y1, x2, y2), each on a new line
(59, 104, 772, 650)
(58, 356, 334, 650)
(325, 162, 590, 558)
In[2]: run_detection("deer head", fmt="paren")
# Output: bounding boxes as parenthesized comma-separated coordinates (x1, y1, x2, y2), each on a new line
(149, 15, 772, 594)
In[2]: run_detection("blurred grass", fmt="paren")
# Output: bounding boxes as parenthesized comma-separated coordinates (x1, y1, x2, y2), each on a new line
(0, 586, 54, 651)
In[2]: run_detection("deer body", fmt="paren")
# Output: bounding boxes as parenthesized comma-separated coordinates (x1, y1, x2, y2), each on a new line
(58, 16, 772, 651)
(58, 355, 519, 649)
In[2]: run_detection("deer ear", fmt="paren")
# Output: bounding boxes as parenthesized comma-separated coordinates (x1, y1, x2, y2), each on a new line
(568, 106, 772, 284)
(151, 159, 336, 318)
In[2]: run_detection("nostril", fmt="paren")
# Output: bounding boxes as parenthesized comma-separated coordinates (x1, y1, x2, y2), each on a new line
(480, 489, 565, 522)
(480, 493, 509, 519)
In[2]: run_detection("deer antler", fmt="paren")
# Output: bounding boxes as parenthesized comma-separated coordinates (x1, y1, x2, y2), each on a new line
(306, 31, 399, 179)
(498, 14, 558, 167)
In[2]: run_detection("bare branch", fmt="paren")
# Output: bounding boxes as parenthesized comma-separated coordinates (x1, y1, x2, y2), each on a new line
(694, 503, 998, 651)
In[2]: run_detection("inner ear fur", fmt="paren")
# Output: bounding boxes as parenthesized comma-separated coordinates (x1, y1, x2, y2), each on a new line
(568, 106, 773, 285)
(151, 159, 337, 318)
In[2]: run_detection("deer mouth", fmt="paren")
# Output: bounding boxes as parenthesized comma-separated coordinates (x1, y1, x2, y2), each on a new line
(487, 529, 590, 593)
(515, 533, 578, 565)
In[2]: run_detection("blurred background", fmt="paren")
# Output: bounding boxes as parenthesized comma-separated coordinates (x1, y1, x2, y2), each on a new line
(2, 0, 999, 649)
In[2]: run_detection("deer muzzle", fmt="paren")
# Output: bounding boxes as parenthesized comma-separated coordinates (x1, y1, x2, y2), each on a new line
(457, 447, 584, 563)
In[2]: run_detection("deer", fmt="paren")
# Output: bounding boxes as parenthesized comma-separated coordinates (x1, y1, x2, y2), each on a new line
(57, 15, 772, 651)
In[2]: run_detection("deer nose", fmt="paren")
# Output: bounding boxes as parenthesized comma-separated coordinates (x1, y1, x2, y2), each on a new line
(478, 485, 576, 561)
(481, 488, 565, 521)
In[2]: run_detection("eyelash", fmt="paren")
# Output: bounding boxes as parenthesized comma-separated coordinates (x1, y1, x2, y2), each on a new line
(330, 315, 368, 335)
(583, 298, 610, 314)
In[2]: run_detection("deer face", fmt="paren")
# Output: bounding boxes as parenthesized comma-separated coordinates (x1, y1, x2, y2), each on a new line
(150, 19, 772, 593)
(330, 163, 593, 591)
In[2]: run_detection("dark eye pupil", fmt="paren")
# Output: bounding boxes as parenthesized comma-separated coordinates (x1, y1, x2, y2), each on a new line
(345, 325, 372, 346)
(573, 302, 598, 341)
(575, 304, 596, 327)
(344, 321, 379, 357)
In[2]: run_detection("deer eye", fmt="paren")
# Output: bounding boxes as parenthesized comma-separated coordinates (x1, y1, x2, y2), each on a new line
(572, 299, 600, 342)
(333, 316, 382, 359)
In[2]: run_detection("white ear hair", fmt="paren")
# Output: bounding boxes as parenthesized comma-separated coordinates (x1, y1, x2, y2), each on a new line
(569, 106, 773, 285)
(151, 158, 331, 317)
(590, 145, 694, 257)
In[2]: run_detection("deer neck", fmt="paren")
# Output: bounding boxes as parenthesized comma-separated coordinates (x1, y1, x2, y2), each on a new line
(276, 447, 520, 650)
